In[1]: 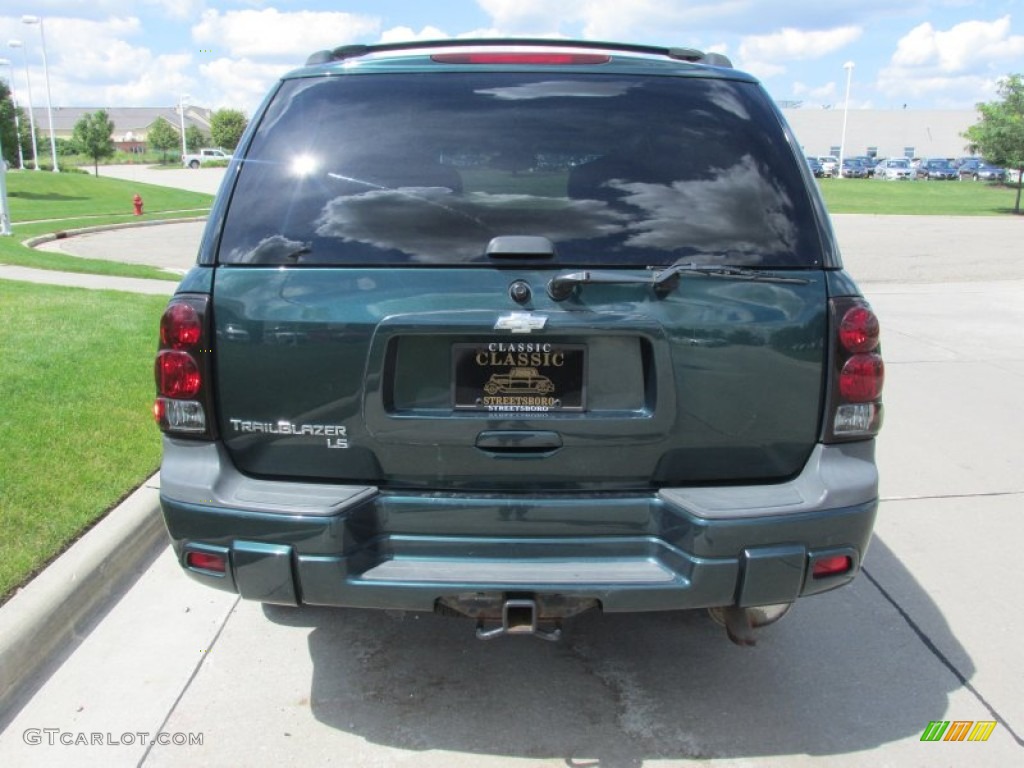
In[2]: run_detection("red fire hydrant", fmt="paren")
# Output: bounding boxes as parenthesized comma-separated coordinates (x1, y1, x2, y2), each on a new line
(133, 194, 144, 216)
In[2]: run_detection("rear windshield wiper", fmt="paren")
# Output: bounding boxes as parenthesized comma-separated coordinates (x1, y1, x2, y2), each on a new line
(656, 262, 811, 286)
(547, 261, 808, 301)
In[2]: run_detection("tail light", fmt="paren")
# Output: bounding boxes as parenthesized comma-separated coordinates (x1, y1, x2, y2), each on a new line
(154, 295, 215, 437)
(825, 297, 884, 441)
(430, 52, 610, 65)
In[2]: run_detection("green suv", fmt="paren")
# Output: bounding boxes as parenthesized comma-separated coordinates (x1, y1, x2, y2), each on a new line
(155, 40, 884, 645)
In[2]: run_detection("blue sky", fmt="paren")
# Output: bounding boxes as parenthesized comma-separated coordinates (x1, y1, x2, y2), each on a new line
(1, 1, 1022, 116)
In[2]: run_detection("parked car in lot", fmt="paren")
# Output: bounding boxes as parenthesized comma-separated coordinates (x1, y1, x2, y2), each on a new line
(957, 159, 1006, 182)
(806, 156, 825, 177)
(874, 158, 913, 180)
(182, 148, 232, 169)
(816, 155, 839, 177)
(155, 39, 884, 647)
(848, 156, 877, 177)
(916, 158, 958, 180)
(839, 159, 867, 178)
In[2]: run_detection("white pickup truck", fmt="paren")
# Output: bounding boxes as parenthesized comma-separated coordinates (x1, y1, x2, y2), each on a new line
(182, 148, 232, 169)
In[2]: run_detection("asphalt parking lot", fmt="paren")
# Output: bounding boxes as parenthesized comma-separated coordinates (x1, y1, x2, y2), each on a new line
(0, 176, 1022, 765)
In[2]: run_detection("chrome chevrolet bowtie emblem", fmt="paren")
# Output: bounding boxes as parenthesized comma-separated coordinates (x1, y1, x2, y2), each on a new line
(494, 312, 547, 334)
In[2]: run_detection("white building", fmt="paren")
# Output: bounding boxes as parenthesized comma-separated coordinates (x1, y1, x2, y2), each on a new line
(783, 108, 980, 161)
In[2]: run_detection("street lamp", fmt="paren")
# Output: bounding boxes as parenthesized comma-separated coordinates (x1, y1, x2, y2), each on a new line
(178, 94, 191, 164)
(837, 61, 854, 180)
(22, 16, 59, 172)
(0, 57, 25, 169)
(7, 40, 38, 171)
(0, 124, 10, 234)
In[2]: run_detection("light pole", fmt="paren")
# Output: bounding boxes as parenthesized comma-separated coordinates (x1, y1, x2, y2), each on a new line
(8, 40, 38, 171)
(837, 61, 854, 180)
(0, 57, 25, 169)
(22, 16, 58, 172)
(178, 93, 190, 164)
(0, 128, 11, 235)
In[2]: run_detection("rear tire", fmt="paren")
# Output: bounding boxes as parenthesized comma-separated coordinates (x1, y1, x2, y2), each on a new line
(189, 160, 200, 169)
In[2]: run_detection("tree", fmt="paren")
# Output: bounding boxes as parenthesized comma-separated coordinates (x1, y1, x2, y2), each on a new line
(185, 124, 207, 153)
(0, 80, 33, 169)
(147, 117, 180, 164)
(72, 110, 115, 176)
(962, 73, 1024, 213)
(210, 109, 248, 151)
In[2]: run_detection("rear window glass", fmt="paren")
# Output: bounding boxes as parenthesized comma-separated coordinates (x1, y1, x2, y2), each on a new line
(218, 72, 821, 268)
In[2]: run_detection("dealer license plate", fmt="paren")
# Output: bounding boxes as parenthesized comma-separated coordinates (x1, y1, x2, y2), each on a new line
(453, 343, 585, 412)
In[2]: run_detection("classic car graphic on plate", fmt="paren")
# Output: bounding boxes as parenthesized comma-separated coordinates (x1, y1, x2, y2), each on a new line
(484, 367, 556, 395)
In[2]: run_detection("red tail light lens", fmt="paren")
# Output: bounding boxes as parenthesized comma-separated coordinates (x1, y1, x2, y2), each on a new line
(431, 53, 610, 65)
(826, 298, 884, 441)
(839, 354, 885, 402)
(156, 351, 201, 398)
(838, 306, 879, 353)
(160, 302, 202, 348)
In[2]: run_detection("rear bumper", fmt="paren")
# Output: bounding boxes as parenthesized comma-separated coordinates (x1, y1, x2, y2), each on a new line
(160, 439, 878, 613)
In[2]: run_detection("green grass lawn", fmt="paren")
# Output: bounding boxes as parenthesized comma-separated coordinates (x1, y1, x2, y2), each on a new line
(1, 171, 212, 281)
(6, 170, 211, 222)
(0, 281, 168, 603)
(818, 177, 1022, 215)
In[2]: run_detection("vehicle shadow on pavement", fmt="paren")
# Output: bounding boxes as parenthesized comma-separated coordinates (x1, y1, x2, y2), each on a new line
(263, 534, 969, 765)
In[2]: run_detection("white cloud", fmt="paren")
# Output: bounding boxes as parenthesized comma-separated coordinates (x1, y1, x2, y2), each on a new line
(890, 16, 1024, 72)
(1, 16, 180, 105)
(102, 53, 192, 105)
(378, 26, 450, 44)
(878, 16, 1024, 106)
(197, 57, 284, 113)
(142, 0, 205, 21)
(792, 81, 839, 102)
(474, 0, 745, 40)
(738, 26, 862, 66)
(18, 15, 144, 72)
(192, 9, 380, 59)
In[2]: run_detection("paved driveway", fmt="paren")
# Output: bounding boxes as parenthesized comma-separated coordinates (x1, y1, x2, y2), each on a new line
(34, 222, 204, 273)
(88, 164, 227, 196)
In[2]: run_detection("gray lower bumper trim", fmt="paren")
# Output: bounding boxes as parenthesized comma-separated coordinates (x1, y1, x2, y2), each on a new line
(658, 442, 877, 520)
(160, 438, 377, 516)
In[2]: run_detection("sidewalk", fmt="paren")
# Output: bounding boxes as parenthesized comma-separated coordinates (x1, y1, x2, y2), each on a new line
(0, 265, 177, 295)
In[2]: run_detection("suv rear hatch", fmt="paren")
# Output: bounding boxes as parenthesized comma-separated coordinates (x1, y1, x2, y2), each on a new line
(209, 61, 831, 492)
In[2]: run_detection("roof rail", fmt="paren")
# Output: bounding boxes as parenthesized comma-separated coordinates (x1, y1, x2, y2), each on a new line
(305, 39, 733, 68)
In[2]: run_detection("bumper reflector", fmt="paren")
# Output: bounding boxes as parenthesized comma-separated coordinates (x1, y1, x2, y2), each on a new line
(186, 550, 227, 574)
(812, 554, 853, 579)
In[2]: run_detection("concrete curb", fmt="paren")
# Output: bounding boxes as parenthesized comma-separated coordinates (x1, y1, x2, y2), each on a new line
(0, 474, 166, 717)
(22, 216, 208, 248)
